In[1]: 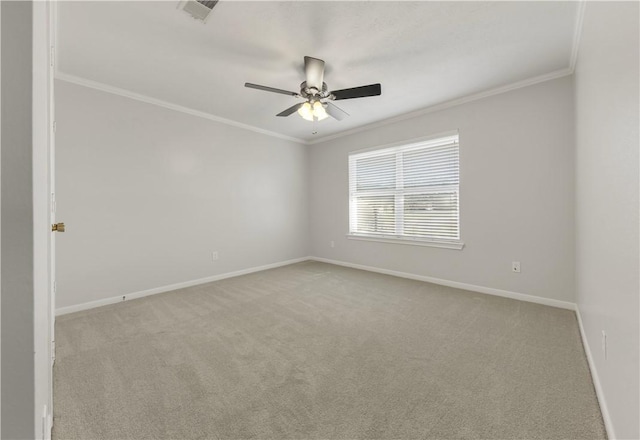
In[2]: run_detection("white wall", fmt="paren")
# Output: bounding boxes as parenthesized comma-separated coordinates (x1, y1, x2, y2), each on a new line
(1, 2, 35, 438)
(55, 80, 309, 309)
(309, 76, 575, 304)
(574, 3, 639, 439)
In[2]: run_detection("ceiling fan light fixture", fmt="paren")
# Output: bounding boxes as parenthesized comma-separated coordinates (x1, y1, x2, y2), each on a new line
(313, 101, 329, 121)
(245, 56, 382, 123)
(297, 102, 314, 121)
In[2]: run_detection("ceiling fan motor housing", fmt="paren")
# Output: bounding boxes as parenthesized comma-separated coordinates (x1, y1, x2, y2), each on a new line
(300, 81, 331, 100)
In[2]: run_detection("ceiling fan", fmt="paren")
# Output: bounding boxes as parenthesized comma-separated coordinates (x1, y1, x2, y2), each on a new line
(244, 56, 382, 122)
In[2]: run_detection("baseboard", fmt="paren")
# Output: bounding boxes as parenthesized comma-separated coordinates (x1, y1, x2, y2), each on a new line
(309, 256, 576, 310)
(575, 306, 615, 439)
(55, 256, 311, 316)
(59, 255, 576, 314)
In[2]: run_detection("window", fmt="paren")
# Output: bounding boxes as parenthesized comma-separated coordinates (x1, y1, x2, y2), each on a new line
(348, 134, 463, 249)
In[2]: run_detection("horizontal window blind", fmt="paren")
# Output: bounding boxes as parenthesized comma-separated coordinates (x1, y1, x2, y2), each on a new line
(349, 135, 460, 242)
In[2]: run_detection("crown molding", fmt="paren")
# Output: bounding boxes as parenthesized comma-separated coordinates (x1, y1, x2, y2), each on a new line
(308, 1, 584, 146)
(55, 67, 574, 148)
(570, 0, 586, 73)
(54, 72, 308, 145)
(53, 1, 584, 147)
(307, 67, 573, 145)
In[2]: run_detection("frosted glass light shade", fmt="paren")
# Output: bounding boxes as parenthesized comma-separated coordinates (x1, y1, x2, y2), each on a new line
(297, 102, 314, 121)
(313, 101, 328, 120)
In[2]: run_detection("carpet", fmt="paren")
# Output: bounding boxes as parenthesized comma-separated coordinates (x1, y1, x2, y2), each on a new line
(53, 261, 605, 439)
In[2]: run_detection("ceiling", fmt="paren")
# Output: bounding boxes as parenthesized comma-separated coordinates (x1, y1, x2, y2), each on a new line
(56, 1, 580, 143)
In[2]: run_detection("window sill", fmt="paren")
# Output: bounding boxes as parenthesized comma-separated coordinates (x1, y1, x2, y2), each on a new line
(346, 234, 465, 250)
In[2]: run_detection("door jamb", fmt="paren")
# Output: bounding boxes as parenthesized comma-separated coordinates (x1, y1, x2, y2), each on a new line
(32, 2, 54, 439)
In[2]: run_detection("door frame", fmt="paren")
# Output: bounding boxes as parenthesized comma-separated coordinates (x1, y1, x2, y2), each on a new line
(32, 1, 54, 439)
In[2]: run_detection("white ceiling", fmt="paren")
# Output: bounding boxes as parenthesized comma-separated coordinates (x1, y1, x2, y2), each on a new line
(56, 1, 579, 142)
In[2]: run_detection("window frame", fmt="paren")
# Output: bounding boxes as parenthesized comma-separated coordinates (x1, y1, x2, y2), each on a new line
(347, 132, 464, 250)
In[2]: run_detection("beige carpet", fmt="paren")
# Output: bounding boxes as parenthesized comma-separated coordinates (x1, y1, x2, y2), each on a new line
(53, 261, 605, 439)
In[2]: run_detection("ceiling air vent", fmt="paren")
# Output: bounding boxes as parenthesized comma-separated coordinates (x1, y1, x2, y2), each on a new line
(178, 0, 218, 23)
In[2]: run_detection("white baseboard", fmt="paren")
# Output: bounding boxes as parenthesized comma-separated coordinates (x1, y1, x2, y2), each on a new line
(575, 306, 615, 439)
(309, 256, 577, 310)
(59, 255, 576, 314)
(55, 256, 311, 316)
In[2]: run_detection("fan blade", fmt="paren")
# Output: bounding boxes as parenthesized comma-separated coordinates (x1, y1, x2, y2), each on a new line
(325, 102, 349, 121)
(304, 56, 325, 91)
(245, 82, 299, 97)
(276, 103, 304, 117)
(331, 83, 381, 100)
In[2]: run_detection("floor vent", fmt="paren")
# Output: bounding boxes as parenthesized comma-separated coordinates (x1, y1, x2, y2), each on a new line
(178, 0, 218, 23)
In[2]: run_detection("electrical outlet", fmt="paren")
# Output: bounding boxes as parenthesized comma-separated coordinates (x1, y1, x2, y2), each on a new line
(602, 331, 607, 360)
(512, 261, 521, 273)
(330, 240, 335, 248)
(211, 251, 219, 261)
